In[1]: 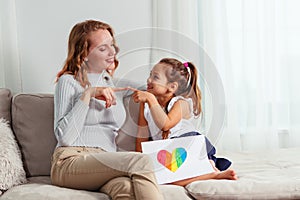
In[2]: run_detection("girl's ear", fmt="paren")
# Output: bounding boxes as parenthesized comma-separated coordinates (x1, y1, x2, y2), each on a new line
(168, 82, 178, 93)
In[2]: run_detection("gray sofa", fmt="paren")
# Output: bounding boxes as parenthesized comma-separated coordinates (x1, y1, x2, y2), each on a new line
(1, 88, 300, 200)
(0, 88, 192, 200)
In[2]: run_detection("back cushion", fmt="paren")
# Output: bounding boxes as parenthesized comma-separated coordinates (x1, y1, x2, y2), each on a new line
(11, 93, 57, 177)
(116, 96, 140, 152)
(0, 88, 12, 124)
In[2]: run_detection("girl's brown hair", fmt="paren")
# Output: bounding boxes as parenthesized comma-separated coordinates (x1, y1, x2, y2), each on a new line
(159, 58, 202, 116)
(56, 20, 119, 87)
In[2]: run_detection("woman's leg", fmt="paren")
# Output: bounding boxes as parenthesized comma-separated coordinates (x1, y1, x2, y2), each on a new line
(51, 147, 163, 200)
(100, 177, 134, 200)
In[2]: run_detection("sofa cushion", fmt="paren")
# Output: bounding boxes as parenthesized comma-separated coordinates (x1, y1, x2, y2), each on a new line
(0, 118, 27, 191)
(116, 96, 140, 151)
(0, 183, 110, 200)
(159, 184, 194, 200)
(185, 147, 300, 199)
(26, 176, 193, 200)
(11, 94, 57, 177)
(0, 88, 12, 124)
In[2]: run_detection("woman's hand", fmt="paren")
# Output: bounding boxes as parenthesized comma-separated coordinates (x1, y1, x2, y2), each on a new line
(94, 87, 117, 108)
(81, 87, 128, 108)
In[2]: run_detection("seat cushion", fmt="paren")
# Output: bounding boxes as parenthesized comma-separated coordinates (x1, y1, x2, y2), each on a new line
(159, 184, 194, 200)
(0, 183, 110, 200)
(185, 147, 300, 199)
(1, 175, 194, 200)
(116, 96, 140, 151)
(11, 93, 57, 177)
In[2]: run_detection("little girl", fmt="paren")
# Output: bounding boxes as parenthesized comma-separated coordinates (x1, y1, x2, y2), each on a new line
(132, 58, 237, 186)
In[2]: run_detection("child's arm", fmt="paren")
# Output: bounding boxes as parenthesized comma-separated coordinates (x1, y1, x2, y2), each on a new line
(136, 103, 150, 152)
(149, 99, 190, 131)
(132, 90, 190, 132)
(132, 89, 190, 133)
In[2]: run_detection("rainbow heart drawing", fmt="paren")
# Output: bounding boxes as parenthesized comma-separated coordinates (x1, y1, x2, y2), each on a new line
(157, 148, 187, 172)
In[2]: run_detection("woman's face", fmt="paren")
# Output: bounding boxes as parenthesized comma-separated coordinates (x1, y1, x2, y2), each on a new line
(85, 29, 116, 73)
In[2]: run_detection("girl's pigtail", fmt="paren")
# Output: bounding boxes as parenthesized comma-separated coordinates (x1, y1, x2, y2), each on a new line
(185, 62, 202, 116)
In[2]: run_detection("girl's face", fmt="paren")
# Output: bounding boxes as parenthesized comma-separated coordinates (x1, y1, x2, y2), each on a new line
(85, 29, 116, 73)
(147, 63, 170, 96)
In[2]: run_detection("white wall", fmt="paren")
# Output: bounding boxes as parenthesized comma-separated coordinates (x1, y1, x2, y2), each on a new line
(1, 0, 152, 93)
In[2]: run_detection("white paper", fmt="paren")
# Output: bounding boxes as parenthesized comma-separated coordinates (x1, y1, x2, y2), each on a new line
(142, 135, 214, 184)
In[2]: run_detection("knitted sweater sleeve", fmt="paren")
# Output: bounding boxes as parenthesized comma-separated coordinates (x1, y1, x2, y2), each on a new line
(54, 75, 89, 146)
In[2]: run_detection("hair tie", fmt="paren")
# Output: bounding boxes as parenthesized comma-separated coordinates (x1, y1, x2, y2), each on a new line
(183, 62, 189, 68)
(183, 62, 191, 88)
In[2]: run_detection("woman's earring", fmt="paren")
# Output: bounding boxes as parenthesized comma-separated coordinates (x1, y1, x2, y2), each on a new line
(84, 58, 88, 62)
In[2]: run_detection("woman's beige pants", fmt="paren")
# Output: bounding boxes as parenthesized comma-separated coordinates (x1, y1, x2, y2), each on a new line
(51, 147, 164, 200)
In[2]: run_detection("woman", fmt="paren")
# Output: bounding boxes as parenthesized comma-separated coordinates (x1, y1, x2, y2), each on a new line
(50, 19, 163, 200)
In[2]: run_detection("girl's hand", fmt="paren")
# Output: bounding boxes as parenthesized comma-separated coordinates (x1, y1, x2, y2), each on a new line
(162, 130, 170, 139)
(131, 89, 156, 104)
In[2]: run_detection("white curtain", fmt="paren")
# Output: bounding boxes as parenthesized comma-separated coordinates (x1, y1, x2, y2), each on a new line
(0, 0, 22, 92)
(150, 0, 199, 62)
(152, 0, 300, 152)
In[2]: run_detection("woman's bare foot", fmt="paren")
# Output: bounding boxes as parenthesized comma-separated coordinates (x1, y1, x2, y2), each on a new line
(215, 169, 238, 180)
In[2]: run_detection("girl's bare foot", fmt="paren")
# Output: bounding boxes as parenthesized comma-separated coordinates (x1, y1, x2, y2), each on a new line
(215, 169, 238, 180)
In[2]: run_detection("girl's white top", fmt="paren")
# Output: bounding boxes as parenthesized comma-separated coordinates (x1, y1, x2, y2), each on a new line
(144, 96, 196, 140)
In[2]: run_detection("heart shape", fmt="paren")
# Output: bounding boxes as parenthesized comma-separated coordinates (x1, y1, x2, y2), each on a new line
(157, 148, 187, 172)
